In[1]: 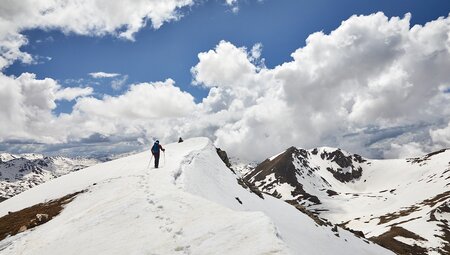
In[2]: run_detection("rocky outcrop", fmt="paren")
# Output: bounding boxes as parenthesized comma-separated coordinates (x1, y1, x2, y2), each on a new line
(216, 148, 231, 168)
(320, 149, 364, 183)
(244, 147, 321, 206)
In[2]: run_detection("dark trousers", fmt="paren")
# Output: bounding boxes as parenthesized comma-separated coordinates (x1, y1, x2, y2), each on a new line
(154, 153, 160, 168)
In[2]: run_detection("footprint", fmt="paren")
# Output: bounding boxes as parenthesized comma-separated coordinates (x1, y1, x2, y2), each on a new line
(174, 229, 183, 236)
(174, 245, 191, 253)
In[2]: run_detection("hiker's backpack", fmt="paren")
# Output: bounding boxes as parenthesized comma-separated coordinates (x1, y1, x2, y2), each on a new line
(152, 143, 159, 154)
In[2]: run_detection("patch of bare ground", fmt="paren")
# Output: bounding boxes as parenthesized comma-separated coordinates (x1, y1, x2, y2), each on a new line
(436, 224, 450, 254)
(336, 221, 366, 239)
(407, 148, 448, 164)
(237, 178, 264, 199)
(378, 191, 450, 225)
(389, 216, 422, 227)
(0, 190, 85, 242)
(428, 201, 450, 254)
(326, 189, 338, 196)
(370, 226, 428, 255)
(378, 206, 421, 225)
(422, 191, 450, 208)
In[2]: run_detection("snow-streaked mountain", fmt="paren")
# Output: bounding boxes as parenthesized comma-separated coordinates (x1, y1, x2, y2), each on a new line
(242, 146, 450, 254)
(0, 138, 392, 255)
(0, 153, 99, 201)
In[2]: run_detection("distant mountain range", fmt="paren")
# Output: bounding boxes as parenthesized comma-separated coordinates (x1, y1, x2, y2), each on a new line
(241, 146, 450, 254)
(0, 153, 100, 201)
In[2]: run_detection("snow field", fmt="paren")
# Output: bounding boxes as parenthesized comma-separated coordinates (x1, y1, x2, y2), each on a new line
(0, 138, 393, 254)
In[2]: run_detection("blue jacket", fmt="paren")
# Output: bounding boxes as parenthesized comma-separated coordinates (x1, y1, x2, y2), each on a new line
(151, 143, 165, 155)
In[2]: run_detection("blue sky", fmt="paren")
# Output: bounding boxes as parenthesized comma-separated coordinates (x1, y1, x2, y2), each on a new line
(1, 0, 450, 160)
(5, 0, 450, 113)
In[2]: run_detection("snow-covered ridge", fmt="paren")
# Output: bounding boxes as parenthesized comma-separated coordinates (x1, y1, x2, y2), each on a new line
(0, 153, 99, 201)
(243, 146, 450, 254)
(0, 138, 392, 255)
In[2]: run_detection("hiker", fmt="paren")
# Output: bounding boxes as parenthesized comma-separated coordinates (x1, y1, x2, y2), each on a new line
(178, 137, 183, 143)
(151, 140, 165, 168)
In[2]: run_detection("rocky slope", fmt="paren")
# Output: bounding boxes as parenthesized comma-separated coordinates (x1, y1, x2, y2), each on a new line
(242, 147, 450, 254)
(0, 153, 99, 201)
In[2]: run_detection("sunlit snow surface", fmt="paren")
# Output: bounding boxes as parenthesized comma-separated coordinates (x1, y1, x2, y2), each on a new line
(0, 138, 392, 254)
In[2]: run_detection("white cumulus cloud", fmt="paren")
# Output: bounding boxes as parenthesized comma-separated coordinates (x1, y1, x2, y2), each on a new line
(430, 122, 450, 147)
(89, 72, 121, 78)
(0, 73, 59, 142)
(187, 12, 450, 160)
(55, 87, 94, 101)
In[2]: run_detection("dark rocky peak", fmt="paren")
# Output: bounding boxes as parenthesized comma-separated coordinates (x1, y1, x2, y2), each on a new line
(248, 147, 298, 182)
(216, 148, 231, 168)
(310, 147, 367, 183)
(35, 158, 50, 168)
(245, 147, 320, 205)
(318, 147, 367, 168)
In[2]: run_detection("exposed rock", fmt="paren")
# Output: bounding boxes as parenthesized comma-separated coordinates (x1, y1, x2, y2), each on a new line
(326, 166, 363, 183)
(36, 213, 49, 222)
(245, 147, 321, 205)
(237, 178, 264, 199)
(18, 225, 27, 233)
(326, 190, 338, 196)
(370, 226, 428, 255)
(216, 148, 231, 168)
(320, 149, 365, 183)
(407, 148, 448, 164)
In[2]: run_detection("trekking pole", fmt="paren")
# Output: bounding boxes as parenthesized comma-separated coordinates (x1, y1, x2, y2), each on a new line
(147, 154, 153, 170)
(163, 151, 166, 167)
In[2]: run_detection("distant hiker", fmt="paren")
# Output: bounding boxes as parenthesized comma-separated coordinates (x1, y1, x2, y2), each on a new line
(151, 140, 165, 168)
(178, 137, 183, 143)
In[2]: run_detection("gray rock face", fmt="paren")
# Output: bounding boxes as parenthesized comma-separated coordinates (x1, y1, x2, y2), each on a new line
(216, 148, 231, 168)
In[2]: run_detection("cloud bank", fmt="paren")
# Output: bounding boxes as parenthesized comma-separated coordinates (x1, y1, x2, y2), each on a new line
(1, 12, 450, 160)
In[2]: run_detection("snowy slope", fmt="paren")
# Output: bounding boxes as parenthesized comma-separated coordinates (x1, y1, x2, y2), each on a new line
(243, 147, 450, 254)
(0, 153, 99, 200)
(0, 138, 392, 255)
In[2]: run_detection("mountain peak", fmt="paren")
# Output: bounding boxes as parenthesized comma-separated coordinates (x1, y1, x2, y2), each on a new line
(243, 146, 450, 254)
